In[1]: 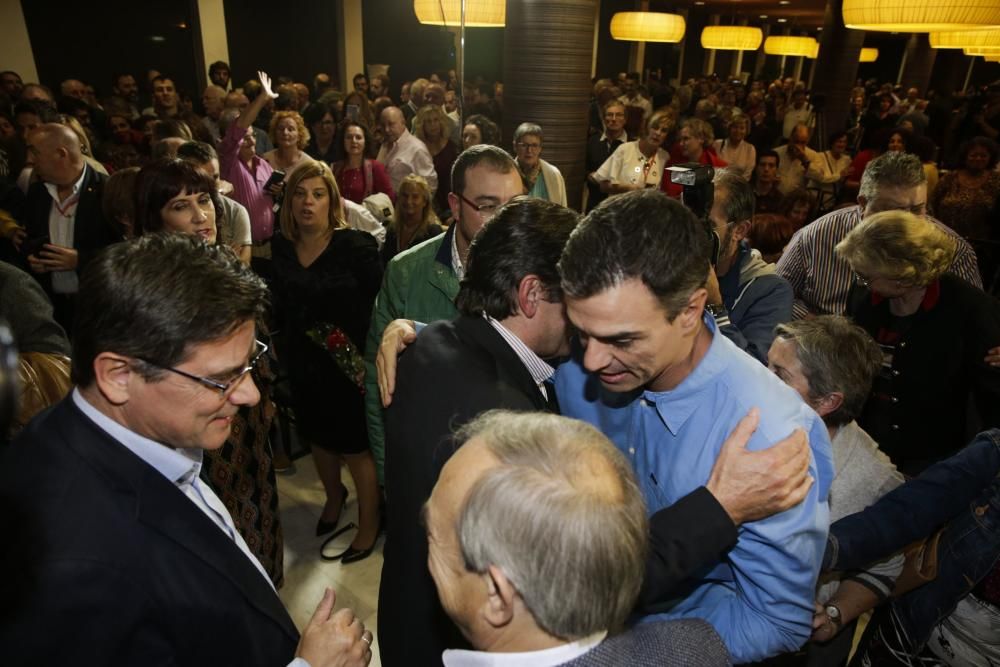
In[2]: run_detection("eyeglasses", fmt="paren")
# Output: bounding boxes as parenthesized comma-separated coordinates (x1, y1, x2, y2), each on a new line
(458, 193, 501, 222)
(515, 142, 541, 152)
(138, 339, 268, 397)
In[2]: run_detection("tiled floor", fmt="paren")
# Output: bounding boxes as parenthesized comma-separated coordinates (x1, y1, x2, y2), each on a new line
(276, 457, 384, 667)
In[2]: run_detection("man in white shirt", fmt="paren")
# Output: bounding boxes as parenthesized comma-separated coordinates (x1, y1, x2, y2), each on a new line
(775, 124, 820, 194)
(783, 89, 815, 139)
(428, 410, 730, 667)
(377, 106, 438, 195)
(0, 233, 372, 667)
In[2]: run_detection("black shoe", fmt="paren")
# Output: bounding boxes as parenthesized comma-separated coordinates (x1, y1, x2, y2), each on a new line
(315, 483, 349, 537)
(319, 523, 358, 561)
(339, 539, 378, 564)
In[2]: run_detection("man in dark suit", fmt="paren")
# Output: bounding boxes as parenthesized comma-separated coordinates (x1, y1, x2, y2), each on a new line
(23, 123, 121, 332)
(0, 234, 371, 667)
(378, 198, 578, 666)
(426, 410, 730, 666)
(585, 99, 628, 212)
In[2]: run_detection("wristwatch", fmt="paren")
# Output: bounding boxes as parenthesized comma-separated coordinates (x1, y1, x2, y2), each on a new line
(825, 603, 843, 628)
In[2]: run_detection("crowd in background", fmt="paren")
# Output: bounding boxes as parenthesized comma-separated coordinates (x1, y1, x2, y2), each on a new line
(2, 56, 1000, 667)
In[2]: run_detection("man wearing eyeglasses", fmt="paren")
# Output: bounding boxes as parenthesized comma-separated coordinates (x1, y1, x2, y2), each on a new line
(364, 145, 524, 488)
(512, 122, 567, 207)
(0, 234, 372, 667)
(585, 100, 629, 212)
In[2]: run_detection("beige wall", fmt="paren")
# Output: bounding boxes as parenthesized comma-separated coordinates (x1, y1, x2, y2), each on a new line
(337, 0, 365, 90)
(197, 0, 231, 85)
(0, 0, 38, 83)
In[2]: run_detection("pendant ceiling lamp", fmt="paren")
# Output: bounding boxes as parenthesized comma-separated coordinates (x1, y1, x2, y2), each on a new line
(413, 0, 505, 27)
(859, 47, 880, 61)
(930, 30, 1000, 48)
(842, 0, 1000, 32)
(764, 36, 820, 57)
(964, 45, 1000, 54)
(700, 26, 764, 50)
(610, 11, 686, 42)
(987, 55, 1000, 60)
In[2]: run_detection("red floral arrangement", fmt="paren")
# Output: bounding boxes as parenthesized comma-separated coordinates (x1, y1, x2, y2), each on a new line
(306, 324, 365, 393)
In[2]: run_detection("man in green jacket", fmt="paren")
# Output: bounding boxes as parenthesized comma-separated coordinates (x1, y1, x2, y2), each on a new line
(365, 145, 524, 483)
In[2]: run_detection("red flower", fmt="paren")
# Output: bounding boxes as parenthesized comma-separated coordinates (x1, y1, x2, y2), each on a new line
(326, 330, 348, 349)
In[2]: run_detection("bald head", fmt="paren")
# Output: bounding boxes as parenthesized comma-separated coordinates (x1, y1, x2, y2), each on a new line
(202, 85, 226, 119)
(425, 83, 445, 107)
(225, 91, 249, 112)
(27, 123, 85, 185)
(381, 106, 407, 143)
(60, 79, 87, 100)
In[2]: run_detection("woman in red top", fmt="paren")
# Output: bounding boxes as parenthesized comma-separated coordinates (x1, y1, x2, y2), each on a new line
(330, 119, 394, 205)
(662, 117, 727, 198)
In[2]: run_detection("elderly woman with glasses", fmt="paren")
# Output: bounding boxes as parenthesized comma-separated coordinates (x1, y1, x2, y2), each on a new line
(270, 159, 384, 564)
(837, 210, 1000, 476)
(133, 157, 286, 586)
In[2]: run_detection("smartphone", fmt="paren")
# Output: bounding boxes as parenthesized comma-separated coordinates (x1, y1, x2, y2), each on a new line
(21, 235, 49, 257)
(263, 170, 286, 190)
(346, 104, 360, 122)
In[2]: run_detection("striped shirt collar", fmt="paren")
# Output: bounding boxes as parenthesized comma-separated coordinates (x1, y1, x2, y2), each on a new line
(484, 314, 555, 391)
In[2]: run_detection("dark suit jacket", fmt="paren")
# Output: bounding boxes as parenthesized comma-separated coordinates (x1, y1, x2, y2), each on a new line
(0, 397, 299, 666)
(561, 619, 731, 666)
(378, 315, 550, 667)
(24, 164, 120, 294)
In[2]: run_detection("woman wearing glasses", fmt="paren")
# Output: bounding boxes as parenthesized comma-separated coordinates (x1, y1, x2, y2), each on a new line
(134, 157, 286, 586)
(270, 160, 384, 563)
(837, 210, 1000, 476)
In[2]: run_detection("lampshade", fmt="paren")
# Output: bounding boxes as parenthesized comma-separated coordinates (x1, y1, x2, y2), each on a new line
(987, 55, 1000, 61)
(700, 26, 763, 50)
(964, 45, 1000, 54)
(842, 0, 1000, 32)
(610, 11, 686, 43)
(413, 0, 505, 27)
(930, 30, 1000, 48)
(763, 36, 819, 57)
(859, 47, 880, 61)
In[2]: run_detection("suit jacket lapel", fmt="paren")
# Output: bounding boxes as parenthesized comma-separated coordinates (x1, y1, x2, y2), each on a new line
(55, 399, 299, 641)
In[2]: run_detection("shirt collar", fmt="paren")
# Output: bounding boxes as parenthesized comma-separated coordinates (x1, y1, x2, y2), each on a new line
(450, 225, 465, 279)
(442, 631, 606, 667)
(642, 314, 725, 435)
(599, 129, 626, 143)
(44, 165, 87, 205)
(71, 387, 203, 485)
(484, 314, 555, 387)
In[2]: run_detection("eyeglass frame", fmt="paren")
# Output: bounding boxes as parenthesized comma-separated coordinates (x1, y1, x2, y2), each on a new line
(137, 339, 269, 397)
(458, 193, 502, 222)
(514, 141, 542, 152)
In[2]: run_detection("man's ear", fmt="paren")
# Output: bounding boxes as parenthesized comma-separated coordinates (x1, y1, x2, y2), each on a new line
(447, 192, 461, 222)
(733, 219, 752, 243)
(516, 275, 543, 319)
(91, 352, 136, 406)
(857, 195, 867, 213)
(681, 286, 709, 331)
(813, 391, 844, 420)
(482, 564, 517, 629)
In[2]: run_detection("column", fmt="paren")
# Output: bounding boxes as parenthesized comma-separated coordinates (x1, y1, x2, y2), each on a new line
(627, 0, 650, 75)
(504, 0, 598, 211)
(704, 15, 720, 76)
(0, 0, 38, 83)
(753, 23, 771, 80)
(336, 0, 365, 91)
(810, 0, 865, 142)
(195, 0, 230, 89)
(898, 33, 937, 95)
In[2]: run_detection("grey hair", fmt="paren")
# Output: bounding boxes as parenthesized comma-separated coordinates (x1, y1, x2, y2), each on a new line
(453, 411, 648, 639)
(773, 316, 882, 427)
(859, 151, 926, 203)
(714, 170, 755, 223)
(513, 122, 543, 144)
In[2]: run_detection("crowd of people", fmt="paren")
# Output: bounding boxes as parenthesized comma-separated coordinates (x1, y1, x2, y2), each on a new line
(1, 56, 1000, 667)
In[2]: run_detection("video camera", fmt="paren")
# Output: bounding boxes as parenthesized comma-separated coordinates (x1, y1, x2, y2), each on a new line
(668, 163, 720, 264)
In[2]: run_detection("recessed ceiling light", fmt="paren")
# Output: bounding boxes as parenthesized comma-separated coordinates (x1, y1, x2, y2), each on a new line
(695, 1, 705, 5)
(777, 17, 787, 22)
(778, 1, 790, 4)
(759, 14, 768, 18)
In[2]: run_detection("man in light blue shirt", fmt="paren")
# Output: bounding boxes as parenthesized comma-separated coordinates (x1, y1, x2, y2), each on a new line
(556, 189, 834, 663)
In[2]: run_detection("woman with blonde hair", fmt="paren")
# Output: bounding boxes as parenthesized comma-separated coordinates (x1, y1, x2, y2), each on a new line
(837, 210, 1000, 475)
(663, 117, 728, 197)
(413, 103, 457, 218)
(590, 109, 672, 195)
(269, 159, 384, 563)
(263, 110, 309, 172)
(383, 174, 445, 265)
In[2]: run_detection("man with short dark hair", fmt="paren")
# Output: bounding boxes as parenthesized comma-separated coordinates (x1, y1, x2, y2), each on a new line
(1, 70, 23, 101)
(365, 145, 523, 486)
(146, 75, 180, 118)
(353, 73, 369, 97)
(556, 189, 833, 663)
(585, 99, 628, 211)
(209, 60, 232, 91)
(753, 149, 784, 214)
(705, 172, 793, 363)
(0, 233, 372, 666)
(106, 72, 140, 119)
(379, 197, 578, 667)
(428, 410, 730, 666)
